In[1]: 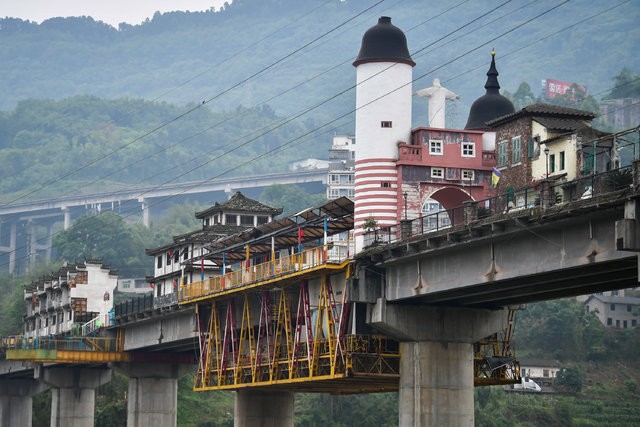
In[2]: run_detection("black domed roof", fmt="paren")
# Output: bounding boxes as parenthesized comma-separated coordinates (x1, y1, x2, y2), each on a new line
(465, 51, 515, 130)
(353, 17, 415, 67)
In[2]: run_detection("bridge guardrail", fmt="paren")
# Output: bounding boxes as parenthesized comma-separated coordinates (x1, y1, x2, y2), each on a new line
(364, 165, 634, 246)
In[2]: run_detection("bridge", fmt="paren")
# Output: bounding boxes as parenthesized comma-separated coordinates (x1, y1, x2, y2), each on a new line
(0, 168, 328, 274)
(1, 164, 639, 426)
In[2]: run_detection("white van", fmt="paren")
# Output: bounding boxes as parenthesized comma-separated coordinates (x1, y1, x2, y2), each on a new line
(512, 377, 542, 392)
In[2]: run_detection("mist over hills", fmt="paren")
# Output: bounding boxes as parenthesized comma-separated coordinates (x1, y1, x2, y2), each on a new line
(2, 0, 638, 118)
(0, 0, 637, 201)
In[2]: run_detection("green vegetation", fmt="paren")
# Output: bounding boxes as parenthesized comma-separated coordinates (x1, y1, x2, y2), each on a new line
(0, 97, 326, 203)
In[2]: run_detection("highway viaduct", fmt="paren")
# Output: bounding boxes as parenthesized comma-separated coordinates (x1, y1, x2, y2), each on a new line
(2, 166, 640, 426)
(0, 168, 327, 275)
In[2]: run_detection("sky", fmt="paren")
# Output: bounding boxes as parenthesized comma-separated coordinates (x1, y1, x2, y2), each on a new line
(0, 0, 229, 27)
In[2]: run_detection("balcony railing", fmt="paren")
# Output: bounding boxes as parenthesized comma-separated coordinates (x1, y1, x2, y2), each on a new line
(180, 245, 348, 303)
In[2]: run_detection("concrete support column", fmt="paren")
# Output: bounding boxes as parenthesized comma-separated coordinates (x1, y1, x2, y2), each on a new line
(114, 362, 193, 427)
(368, 299, 509, 427)
(234, 390, 294, 427)
(62, 207, 71, 230)
(0, 379, 49, 427)
(0, 220, 17, 274)
(43, 367, 112, 427)
(138, 198, 150, 227)
(28, 220, 37, 271)
(400, 341, 474, 426)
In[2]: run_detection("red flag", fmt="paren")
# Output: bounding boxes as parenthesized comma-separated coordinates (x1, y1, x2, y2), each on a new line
(297, 227, 304, 243)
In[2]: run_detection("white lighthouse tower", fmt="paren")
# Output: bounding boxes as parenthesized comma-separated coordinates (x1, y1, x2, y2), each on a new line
(353, 16, 415, 252)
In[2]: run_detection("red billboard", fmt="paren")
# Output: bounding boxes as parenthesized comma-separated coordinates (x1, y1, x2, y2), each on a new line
(541, 79, 587, 99)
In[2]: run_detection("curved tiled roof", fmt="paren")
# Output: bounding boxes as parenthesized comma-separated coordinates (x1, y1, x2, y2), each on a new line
(195, 191, 282, 219)
(486, 102, 597, 127)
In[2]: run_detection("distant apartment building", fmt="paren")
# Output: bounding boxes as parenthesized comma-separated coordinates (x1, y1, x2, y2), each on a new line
(326, 135, 356, 200)
(600, 98, 640, 130)
(583, 289, 640, 329)
(23, 260, 117, 338)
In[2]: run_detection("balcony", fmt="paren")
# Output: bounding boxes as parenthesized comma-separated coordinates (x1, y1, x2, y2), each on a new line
(180, 245, 349, 304)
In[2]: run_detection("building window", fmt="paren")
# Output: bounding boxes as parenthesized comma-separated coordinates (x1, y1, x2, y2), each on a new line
(611, 304, 616, 311)
(431, 167, 444, 178)
(226, 214, 237, 225)
(183, 248, 189, 261)
(607, 317, 612, 326)
(330, 174, 340, 184)
(624, 320, 628, 328)
(329, 188, 340, 198)
(462, 142, 475, 157)
(381, 182, 391, 188)
(166, 253, 172, 266)
(633, 319, 637, 327)
(543, 369, 549, 377)
(550, 154, 556, 173)
(257, 216, 269, 225)
(429, 140, 443, 155)
(628, 305, 632, 312)
(461, 170, 474, 181)
(498, 141, 507, 167)
(204, 218, 210, 226)
(347, 175, 354, 184)
(381, 121, 392, 128)
(512, 136, 521, 164)
(616, 319, 621, 328)
(241, 215, 254, 226)
(559, 151, 565, 170)
(157, 256, 162, 269)
(174, 250, 179, 264)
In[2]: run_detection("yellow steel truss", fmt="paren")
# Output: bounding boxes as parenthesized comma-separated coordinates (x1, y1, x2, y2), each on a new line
(192, 265, 400, 393)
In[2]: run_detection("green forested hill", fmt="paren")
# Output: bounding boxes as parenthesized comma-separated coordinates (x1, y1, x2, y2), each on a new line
(0, 0, 638, 203)
(0, 96, 325, 202)
(1, 0, 638, 124)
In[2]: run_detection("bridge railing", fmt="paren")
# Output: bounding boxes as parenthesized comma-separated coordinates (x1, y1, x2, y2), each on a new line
(114, 293, 154, 320)
(364, 165, 634, 246)
(180, 245, 347, 303)
(1, 335, 118, 352)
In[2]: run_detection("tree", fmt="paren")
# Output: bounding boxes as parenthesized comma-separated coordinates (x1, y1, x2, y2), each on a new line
(260, 184, 326, 217)
(53, 211, 153, 277)
(555, 365, 584, 393)
(504, 82, 538, 110)
(605, 67, 640, 99)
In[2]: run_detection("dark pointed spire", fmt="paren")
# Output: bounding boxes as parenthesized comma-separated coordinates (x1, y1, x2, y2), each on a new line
(464, 50, 515, 130)
(484, 49, 500, 93)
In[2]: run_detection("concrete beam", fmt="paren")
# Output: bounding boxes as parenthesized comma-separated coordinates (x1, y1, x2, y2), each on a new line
(234, 390, 294, 427)
(367, 298, 508, 342)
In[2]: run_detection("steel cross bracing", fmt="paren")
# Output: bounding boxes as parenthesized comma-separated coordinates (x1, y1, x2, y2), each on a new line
(191, 263, 401, 393)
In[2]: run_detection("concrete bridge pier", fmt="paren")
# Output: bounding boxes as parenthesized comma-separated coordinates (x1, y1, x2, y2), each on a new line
(114, 362, 193, 427)
(368, 299, 508, 426)
(234, 390, 294, 427)
(0, 378, 49, 427)
(43, 366, 111, 427)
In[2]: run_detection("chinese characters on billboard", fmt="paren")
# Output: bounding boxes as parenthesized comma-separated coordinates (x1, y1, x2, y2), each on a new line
(541, 79, 587, 99)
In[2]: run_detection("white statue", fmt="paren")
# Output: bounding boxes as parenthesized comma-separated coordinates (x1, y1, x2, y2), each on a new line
(416, 78, 460, 128)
